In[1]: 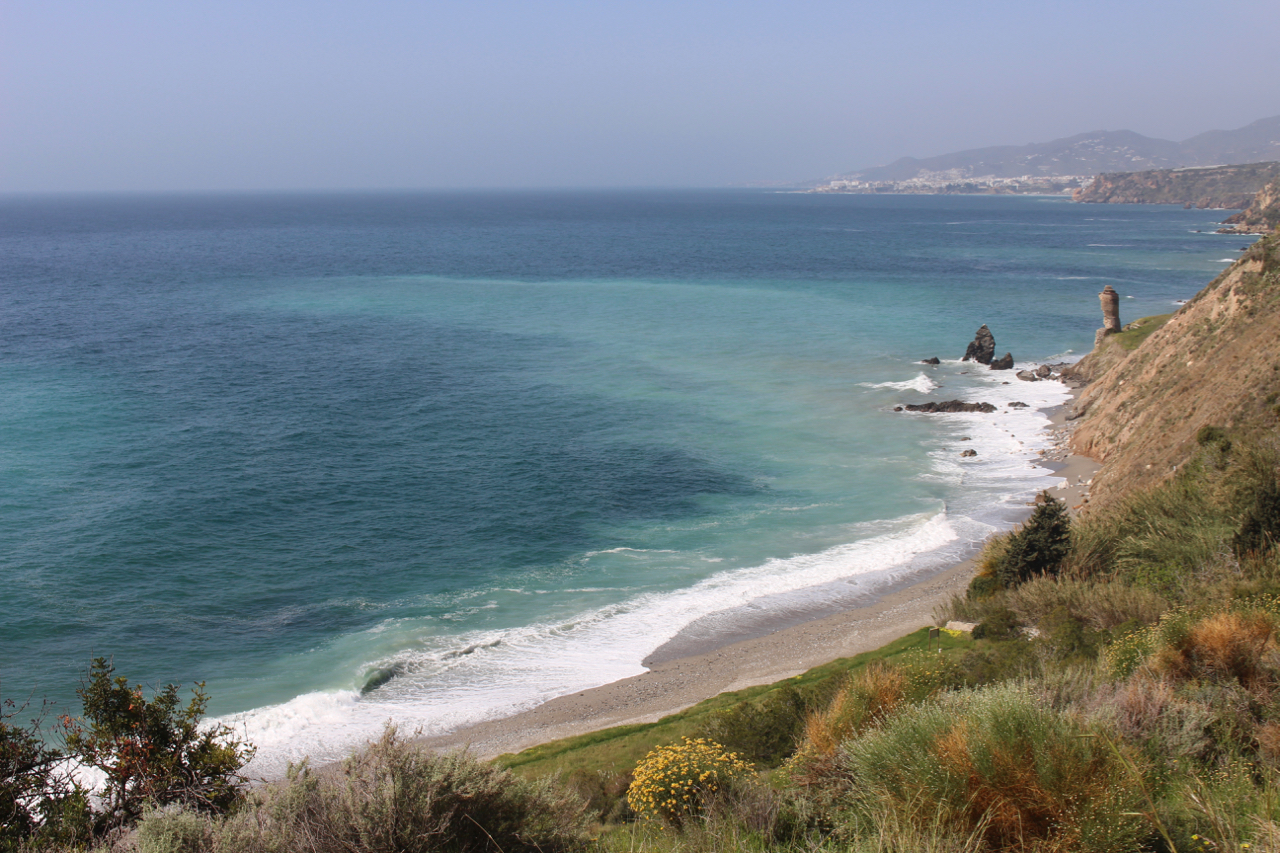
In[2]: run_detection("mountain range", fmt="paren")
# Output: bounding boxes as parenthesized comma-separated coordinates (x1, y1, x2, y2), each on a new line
(840, 115, 1280, 183)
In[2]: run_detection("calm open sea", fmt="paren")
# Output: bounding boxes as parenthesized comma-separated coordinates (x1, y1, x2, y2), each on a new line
(0, 190, 1243, 772)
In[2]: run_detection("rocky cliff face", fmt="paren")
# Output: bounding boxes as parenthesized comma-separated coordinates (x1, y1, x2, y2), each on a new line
(1073, 162, 1280, 207)
(1069, 233, 1280, 506)
(1219, 179, 1280, 234)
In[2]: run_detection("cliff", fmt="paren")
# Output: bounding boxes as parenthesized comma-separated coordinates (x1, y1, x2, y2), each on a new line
(1069, 231, 1280, 506)
(1219, 178, 1280, 234)
(1072, 162, 1280, 208)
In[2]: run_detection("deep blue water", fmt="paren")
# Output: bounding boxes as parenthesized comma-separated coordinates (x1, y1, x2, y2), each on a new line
(0, 190, 1244, 769)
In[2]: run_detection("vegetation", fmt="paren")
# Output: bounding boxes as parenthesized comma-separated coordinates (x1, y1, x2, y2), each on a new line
(1113, 314, 1173, 351)
(64, 659, 253, 833)
(626, 738, 753, 827)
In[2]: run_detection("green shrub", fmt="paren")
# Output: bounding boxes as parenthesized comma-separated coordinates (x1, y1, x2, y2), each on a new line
(1196, 425, 1231, 450)
(0, 696, 89, 852)
(995, 497, 1071, 588)
(965, 575, 1002, 601)
(837, 685, 1147, 853)
(954, 641, 1040, 689)
(63, 658, 253, 833)
(1038, 606, 1101, 663)
(1235, 477, 1280, 560)
(971, 608, 1019, 641)
(217, 726, 589, 853)
(695, 686, 807, 768)
(136, 807, 213, 853)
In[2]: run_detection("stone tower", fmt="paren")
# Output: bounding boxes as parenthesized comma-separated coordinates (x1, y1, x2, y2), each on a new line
(1100, 285, 1121, 334)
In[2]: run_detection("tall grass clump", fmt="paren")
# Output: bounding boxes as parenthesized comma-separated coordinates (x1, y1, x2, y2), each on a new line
(215, 725, 590, 853)
(1107, 604, 1280, 688)
(1004, 575, 1169, 632)
(837, 684, 1147, 853)
(786, 664, 908, 788)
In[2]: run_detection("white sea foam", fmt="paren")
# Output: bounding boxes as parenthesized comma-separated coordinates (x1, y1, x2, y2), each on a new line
(226, 506, 974, 777)
(583, 547, 677, 557)
(858, 373, 937, 393)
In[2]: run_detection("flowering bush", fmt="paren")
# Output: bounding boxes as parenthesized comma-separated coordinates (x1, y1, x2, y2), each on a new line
(626, 737, 753, 827)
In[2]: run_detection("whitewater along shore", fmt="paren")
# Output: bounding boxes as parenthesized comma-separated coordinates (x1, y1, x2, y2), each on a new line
(419, 386, 1101, 760)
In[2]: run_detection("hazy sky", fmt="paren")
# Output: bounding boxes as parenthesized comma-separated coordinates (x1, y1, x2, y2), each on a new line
(4, 0, 1280, 192)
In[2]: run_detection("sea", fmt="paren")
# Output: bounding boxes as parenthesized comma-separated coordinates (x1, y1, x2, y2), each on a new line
(0, 190, 1247, 774)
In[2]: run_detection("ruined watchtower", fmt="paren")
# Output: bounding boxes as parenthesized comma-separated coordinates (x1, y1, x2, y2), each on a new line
(1099, 285, 1122, 333)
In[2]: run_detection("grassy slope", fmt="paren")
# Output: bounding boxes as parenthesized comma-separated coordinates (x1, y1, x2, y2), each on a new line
(498, 627, 972, 777)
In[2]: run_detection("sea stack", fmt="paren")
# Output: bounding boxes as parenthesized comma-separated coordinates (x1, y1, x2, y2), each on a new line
(1100, 285, 1122, 333)
(961, 324, 996, 365)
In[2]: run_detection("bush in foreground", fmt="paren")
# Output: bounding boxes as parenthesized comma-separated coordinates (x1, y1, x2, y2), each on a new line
(63, 658, 254, 833)
(627, 738, 753, 829)
(215, 725, 589, 853)
(838, 684, 1147, 853)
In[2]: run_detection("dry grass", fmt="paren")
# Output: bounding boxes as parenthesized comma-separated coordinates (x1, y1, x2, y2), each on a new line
(1152, 611, 1277, 688)
(786, 665, 906, 787)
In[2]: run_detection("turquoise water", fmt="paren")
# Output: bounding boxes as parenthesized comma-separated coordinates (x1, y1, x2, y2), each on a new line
(0, 191, 1245, 771)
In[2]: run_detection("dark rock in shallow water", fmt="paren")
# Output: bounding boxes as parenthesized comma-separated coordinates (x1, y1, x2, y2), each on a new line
(921, 356, 941, 364)
(1016, 370, 1040, 382)
(961, 449, 978, 457)
(1036, 364, 1053, 378)
(1008, 401, 1028, 408)
(990, 352, 1014, 370)
(962, 324, 996, 365)
(903, 400, 997, 414)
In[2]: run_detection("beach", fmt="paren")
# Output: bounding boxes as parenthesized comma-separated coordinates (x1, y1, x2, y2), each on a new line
(421, 387, 1103, 760)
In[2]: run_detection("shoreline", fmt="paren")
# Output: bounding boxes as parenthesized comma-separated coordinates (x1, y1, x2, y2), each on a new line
(421, 382, 1101, 760)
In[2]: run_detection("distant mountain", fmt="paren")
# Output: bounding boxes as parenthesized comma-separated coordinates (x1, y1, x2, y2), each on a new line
(840, 116, 1280, 183)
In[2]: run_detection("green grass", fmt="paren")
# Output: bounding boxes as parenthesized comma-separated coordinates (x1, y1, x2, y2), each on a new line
(496, 627, 973, 778)
(1113, 314, 1173, 351)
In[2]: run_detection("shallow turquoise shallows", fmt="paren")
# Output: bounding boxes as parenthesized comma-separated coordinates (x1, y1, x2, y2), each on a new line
(0, 190, 1243, 771)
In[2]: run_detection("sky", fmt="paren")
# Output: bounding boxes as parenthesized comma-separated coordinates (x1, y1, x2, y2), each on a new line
(3, 0, 1280, 192)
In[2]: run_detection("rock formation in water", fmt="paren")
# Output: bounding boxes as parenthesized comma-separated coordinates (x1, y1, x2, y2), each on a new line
(990, 353, 1014, 370)
(921, 356, 941, 364)
(903, 400, 997, 414)
(962, 325, 995, 365)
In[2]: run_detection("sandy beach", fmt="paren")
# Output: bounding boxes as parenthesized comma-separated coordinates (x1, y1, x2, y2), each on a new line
(421, 384, 1103, 760)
